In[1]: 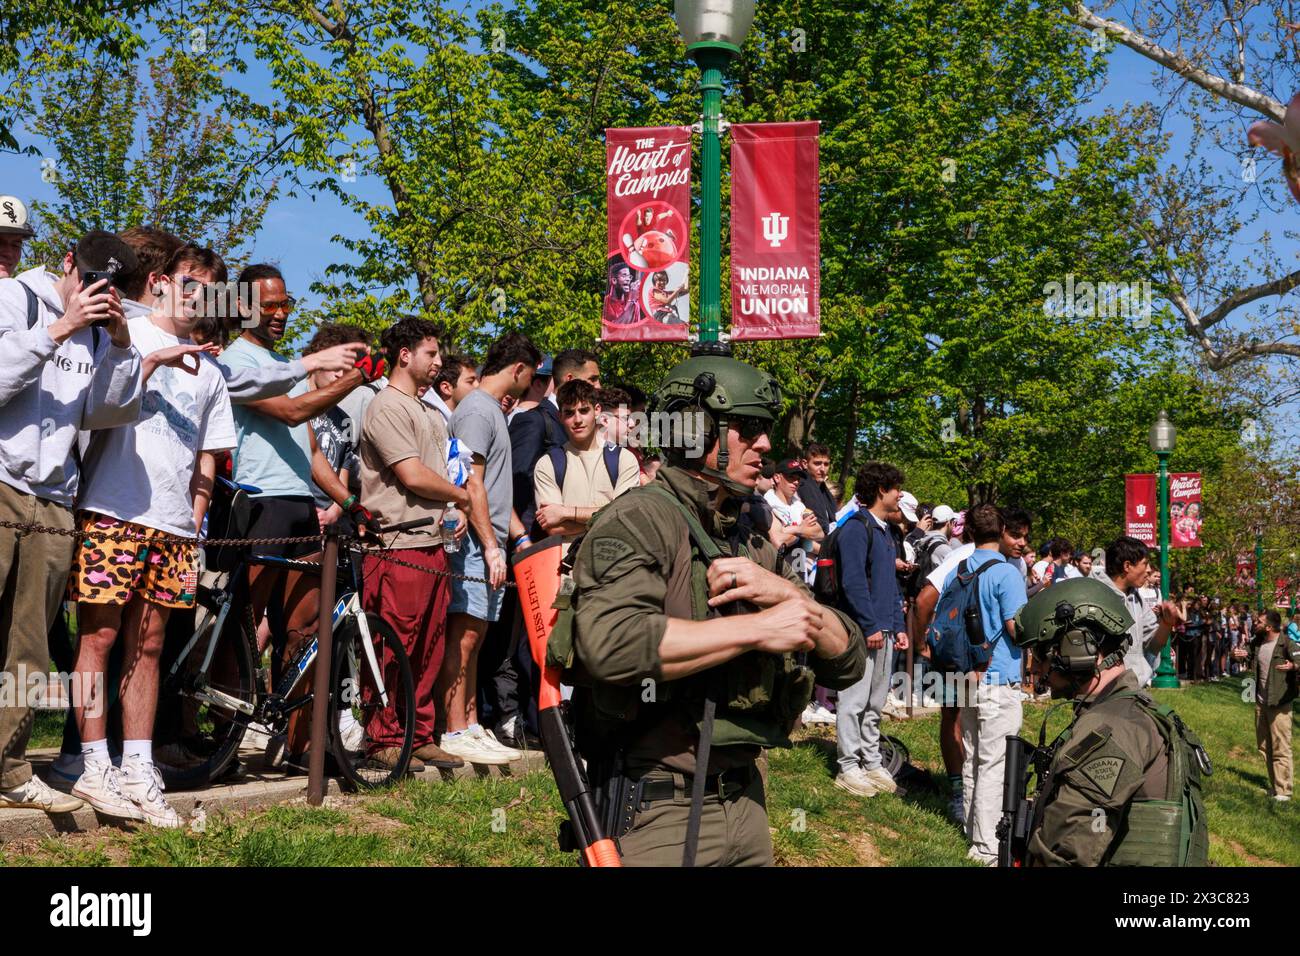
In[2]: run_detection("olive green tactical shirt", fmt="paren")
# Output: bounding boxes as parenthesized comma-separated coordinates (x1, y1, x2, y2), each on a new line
(1027, 670, 1169, 867)
(1250, 634, 1300, 708)
(571, 465, 866, 775)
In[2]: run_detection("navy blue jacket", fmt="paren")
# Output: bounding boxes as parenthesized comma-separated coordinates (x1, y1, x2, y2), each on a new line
(837, 510, 906, 636)
(510, 400, 566, 536)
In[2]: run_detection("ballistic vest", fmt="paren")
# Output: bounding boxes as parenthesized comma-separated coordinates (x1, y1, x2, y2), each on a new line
(1037, 688, 1210, 867)
(547, 483, 814, 753)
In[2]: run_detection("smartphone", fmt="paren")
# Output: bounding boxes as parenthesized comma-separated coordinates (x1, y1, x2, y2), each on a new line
(80, 270, 121, 327)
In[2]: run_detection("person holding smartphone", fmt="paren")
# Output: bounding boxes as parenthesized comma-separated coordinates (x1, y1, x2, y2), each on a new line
(0, 231, 146, 815)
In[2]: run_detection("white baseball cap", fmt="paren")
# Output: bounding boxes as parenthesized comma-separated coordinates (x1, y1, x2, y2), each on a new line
(898, 491, 919, 523)
(0, 196, 36, 238)
(931, 504, 956, 525)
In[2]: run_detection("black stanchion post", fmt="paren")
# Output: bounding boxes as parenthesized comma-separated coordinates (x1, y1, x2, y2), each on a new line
(307, 529, 338, 805)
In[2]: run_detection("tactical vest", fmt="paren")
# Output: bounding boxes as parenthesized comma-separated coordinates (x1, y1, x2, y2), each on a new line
(1037, 688, 1211, 867)
(546, 483, 815, 752)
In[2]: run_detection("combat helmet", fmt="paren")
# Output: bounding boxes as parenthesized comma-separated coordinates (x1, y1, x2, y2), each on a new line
(1013, 577, 1134, 683)
(649, 354, 782, 495)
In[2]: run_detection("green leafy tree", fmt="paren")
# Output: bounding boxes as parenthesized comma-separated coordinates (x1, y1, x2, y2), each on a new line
(22, 46, 275, 271)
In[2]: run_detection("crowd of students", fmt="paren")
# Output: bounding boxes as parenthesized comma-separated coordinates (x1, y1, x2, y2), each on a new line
(0, 220, 679, 826)
(0, 214, 1286, 844)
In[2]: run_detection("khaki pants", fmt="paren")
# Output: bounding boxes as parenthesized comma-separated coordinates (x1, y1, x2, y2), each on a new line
(0, 481, 75, 789)
(618, 768, 772, 867)
(1256, 700, 1294, 799)
(959, 682, 1023, 864)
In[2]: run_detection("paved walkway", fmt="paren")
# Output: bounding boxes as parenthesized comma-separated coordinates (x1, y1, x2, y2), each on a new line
(0, 744, 547, 844)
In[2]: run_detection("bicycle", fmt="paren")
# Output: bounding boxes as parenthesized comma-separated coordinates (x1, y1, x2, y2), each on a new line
(159, 498, 430, 793)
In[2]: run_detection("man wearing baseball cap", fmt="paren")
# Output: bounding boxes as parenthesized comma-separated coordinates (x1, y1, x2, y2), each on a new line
(764, 457, 823, 574)
(0, 195, 37, 279)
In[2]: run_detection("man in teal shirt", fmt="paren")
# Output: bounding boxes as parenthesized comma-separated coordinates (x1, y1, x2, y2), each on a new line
(217, 263, 379, 764)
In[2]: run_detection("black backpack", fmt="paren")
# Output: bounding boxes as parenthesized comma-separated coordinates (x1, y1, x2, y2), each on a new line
(905, 535, 946, 598)
(811, 510, 873, 605)
(548, 444, 623, 495)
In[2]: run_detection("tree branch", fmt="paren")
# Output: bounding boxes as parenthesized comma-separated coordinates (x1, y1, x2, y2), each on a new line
(1069, 1, 1284, 120)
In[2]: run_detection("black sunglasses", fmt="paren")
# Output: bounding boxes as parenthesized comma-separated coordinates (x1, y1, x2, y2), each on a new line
(732, 416, 771, 441)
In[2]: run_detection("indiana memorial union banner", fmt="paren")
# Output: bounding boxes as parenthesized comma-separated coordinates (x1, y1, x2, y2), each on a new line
(730, 121, 820, 340)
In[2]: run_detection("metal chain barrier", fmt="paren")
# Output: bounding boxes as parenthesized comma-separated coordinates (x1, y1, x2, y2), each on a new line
(0, 517, 515, 588)
(351, 544, 517, 589)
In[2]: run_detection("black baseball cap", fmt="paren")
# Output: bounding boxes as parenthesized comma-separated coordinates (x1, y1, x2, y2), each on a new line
(776, 458, 806, 479)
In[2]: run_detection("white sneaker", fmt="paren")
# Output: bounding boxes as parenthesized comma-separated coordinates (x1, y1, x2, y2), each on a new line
(1, 773, 85, 814)
(338, 711, 366, 752)
(439, 731, 511, 766)
(864, 766, 899, 795)
(118, 758, 183, 829)
(473, 725, 524, 761)
(72, 761, 144, 821)
(834, 766, 881, 797)
(1275, 794, 1291, 803)
(244, 720, 273, 751)
(804, 703, 835, 725)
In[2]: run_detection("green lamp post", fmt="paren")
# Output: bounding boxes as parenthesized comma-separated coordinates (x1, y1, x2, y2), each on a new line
(674, 0, 755, 355)
(1150, 409, 1180, 689)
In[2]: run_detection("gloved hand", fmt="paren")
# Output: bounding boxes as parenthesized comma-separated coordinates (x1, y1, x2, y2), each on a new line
(355, 351, 387, 383)
(348, 499, 379, 536)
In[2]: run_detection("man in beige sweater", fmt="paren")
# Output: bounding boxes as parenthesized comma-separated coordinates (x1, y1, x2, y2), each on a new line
(532, 379, 639, 542)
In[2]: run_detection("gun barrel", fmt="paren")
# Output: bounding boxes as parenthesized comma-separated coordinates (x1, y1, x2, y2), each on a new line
(998, 735, 1033, 867)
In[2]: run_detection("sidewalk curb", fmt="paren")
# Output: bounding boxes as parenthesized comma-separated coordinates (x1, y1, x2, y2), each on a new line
(0, 747, 548, 845)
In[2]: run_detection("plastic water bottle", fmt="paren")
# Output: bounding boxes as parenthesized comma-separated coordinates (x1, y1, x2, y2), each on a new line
(442, 502, 460, 554)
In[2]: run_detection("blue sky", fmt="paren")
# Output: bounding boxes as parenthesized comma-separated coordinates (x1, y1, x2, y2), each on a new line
(2, 15, 1293, 436)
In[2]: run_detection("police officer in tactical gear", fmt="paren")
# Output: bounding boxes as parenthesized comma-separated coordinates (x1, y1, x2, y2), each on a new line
(1010, 578, 1210, 866)
(561, 354, 866, 866)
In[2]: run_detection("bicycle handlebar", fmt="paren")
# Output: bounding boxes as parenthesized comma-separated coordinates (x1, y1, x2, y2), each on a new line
(370, 516, 437, 536)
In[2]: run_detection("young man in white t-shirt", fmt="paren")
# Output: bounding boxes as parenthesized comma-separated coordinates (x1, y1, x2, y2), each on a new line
(68, 244, 236, 827)
(532, 379, 639, 542)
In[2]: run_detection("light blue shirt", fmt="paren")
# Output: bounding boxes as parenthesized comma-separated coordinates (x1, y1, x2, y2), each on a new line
(218, 337, 313, 498)
(941, 548, 1027, 685)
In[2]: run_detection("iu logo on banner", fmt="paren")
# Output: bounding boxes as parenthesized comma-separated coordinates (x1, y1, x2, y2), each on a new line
(730, 121, 820, 340)
(602, 126, 693, 343)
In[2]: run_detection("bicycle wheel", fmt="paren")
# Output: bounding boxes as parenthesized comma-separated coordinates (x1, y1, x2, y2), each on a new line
(159, 584, 257, 790)
(330, 612, 415, 791)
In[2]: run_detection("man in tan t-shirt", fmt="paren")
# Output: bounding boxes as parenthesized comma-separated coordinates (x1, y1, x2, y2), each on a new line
(532, 378, 639, 542)
(359, 317, 469, 772)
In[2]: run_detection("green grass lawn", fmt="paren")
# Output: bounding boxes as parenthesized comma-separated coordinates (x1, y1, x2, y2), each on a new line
(3, 679, 1292, 867)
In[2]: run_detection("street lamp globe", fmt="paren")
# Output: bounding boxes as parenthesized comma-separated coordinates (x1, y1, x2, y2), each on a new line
(1149, 409, 1176, 455)
(674, 0, 756, 52)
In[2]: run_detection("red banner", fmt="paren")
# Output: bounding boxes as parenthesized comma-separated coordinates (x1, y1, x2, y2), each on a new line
(602, 126, 692, 342)
(1276, 578, 1291, 610)
(1235, 554, 1255, 589)
(730, 121, 820, 340)
(1169, 472, 1202, 549)
(1125, 473, 1157, 546)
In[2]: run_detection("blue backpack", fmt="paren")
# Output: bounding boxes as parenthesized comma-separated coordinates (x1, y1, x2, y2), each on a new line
(548, 443, 622, 493)
(926, 556, 999, 673)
